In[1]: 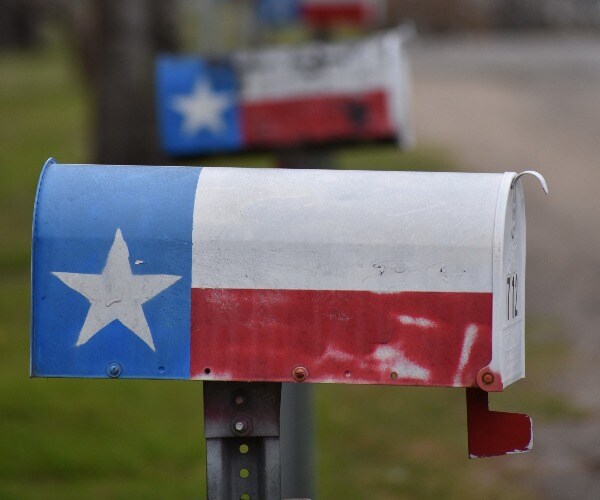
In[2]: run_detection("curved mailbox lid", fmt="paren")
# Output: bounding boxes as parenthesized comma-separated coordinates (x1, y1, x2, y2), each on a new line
(31, 161, 539, 390)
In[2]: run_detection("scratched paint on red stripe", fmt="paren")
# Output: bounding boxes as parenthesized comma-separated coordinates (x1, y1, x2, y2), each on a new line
(191, 289, 492, 386)
(241, 91, 394, 148)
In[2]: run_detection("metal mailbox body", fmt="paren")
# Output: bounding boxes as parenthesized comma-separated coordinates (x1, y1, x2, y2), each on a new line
(32, 160, 531, 391)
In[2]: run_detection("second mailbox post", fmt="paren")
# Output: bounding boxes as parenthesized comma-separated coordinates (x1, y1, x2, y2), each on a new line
(31, 161, 546, 498)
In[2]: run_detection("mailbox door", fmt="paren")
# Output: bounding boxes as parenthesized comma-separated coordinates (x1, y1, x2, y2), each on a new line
(482, 175, 527, 390)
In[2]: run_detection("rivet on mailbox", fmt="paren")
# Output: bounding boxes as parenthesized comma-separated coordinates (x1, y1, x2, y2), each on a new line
(31, 159, 547, 459)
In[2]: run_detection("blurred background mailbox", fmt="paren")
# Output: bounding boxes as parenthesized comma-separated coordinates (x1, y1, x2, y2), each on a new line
(156, 28, 412, 157)
(31, 160, 546, 497)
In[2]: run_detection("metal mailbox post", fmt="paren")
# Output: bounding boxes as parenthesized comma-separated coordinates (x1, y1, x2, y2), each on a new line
(31, 160, 546, 498)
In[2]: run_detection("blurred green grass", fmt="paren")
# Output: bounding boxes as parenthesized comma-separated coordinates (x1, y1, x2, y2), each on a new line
(0, 41, 584, 499)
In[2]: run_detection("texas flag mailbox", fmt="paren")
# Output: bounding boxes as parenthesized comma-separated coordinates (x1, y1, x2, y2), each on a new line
(31, 159, 546, 457)
(156, 28, 412, 157)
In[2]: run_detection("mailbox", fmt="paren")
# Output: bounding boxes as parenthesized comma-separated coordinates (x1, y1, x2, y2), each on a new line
(156, 27, 412, 156)
(31, 159, 546, 457)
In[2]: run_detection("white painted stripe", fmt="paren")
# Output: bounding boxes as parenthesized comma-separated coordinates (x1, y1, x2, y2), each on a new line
(234, 32, 399, 101)
(192, 167, 502, 292)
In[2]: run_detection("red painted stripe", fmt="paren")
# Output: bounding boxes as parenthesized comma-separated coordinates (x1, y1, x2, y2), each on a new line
(301, 4, 372, 28)
(240, 90, 394, 148)
(191, 289, 492, 386)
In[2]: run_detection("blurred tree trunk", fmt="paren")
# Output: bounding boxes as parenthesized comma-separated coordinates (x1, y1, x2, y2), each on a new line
(71, 0, 178, 164)
(0, 0, 40, 49)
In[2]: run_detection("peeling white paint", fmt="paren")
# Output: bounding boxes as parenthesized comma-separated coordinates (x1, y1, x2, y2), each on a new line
(321, 346, 354, 362)
(192, 370, 234, 381)
(372, 345, 430, 381)
(397, 315, 437, 329)
(453, 324, 479, 385)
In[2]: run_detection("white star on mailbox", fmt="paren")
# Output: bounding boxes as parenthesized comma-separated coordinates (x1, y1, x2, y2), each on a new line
(171, 80, 232, 135)
(53, 229, 181, 351)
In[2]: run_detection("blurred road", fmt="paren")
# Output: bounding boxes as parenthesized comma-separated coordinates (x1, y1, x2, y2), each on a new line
(411, 34, 600, 499)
